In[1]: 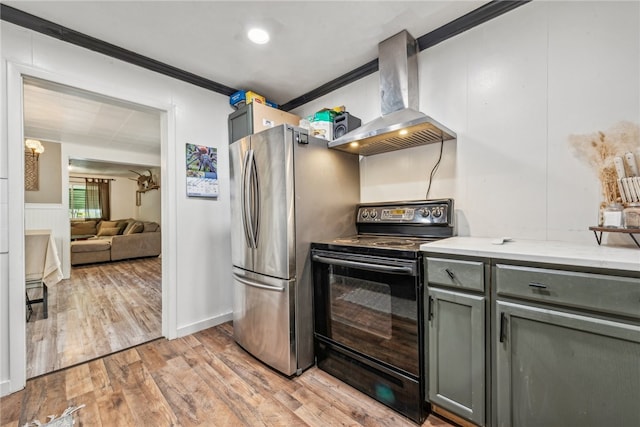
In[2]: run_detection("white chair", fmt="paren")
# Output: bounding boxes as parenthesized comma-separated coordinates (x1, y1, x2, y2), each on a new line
(25, 233, 50, 320)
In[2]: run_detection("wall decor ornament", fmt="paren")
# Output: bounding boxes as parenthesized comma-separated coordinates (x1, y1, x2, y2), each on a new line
(128, 169, 159, 206)
(24, 139, 45, 191)
(569, 121, 639, 202)
(185, 143, 218, 198)
(569, 121, 640, 226)
(24, 150, 38, 190)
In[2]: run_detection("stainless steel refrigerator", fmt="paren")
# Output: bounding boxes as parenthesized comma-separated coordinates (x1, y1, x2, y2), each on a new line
(229, 124, 360, 376)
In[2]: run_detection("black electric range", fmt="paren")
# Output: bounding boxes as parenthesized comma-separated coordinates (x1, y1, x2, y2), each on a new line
(310, 199, 454, 423)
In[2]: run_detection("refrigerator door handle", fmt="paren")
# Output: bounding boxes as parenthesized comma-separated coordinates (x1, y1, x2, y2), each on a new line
(233, 273, 285, 292)
(249, 149, 260, 247)
(241, 149, 253, 248)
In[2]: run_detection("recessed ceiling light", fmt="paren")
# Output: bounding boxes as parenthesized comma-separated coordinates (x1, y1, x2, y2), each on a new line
(248, 28, 270, 44)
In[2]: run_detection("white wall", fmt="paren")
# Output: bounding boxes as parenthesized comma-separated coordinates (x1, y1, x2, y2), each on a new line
(136, 167, 161, 222)
(1, 21, 233, 395)
(293, 1, 640, 245)
(110, 176, 139, 220)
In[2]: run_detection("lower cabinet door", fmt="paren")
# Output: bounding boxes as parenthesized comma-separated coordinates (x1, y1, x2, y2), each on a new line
(428, 287, 486, 426)
(495, 300, 640, 427)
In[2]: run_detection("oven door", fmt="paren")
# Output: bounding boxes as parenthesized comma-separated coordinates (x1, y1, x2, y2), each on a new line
(311, 249, 422, 377)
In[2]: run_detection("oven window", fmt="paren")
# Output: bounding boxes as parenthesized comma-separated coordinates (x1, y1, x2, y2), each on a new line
(314, 259, 421, 377)
(331, 275, 393, 339)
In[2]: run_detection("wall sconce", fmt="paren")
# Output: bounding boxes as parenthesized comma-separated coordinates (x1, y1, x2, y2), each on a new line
(25, 139, 44, 191)
(25, 139, 45, 159)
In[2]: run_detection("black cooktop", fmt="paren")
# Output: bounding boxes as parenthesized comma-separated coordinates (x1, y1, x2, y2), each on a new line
(326, 235, 438, 251)
(311, 235, 442, 259)
(312, 199, 455, 258)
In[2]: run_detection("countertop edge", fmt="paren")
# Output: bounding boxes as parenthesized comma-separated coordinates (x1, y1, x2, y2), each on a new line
(420, 237, 640, 273)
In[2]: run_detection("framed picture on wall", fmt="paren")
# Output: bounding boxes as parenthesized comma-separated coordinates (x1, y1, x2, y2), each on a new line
(185, 143, 219, 198)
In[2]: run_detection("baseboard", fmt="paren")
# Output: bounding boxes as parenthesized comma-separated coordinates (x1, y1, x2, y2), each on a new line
(176, 311, 233, 338)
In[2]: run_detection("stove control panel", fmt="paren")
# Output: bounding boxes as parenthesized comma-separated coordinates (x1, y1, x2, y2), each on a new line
(357, 200, 452, 225)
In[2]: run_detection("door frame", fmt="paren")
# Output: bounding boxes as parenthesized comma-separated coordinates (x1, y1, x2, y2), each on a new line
(6, 61, 178, 394)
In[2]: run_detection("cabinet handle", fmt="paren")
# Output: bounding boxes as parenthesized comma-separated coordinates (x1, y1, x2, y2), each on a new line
(528, 282, 547, 289)
(445, 268, 455, 280)
(499, 312, 507, 343)
(428, 296, 434, 321)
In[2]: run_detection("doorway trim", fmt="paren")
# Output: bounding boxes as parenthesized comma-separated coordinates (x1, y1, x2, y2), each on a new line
(6, 61, 177, 394)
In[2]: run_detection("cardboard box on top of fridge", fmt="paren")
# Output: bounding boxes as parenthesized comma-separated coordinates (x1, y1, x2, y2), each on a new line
(312, 106, 345, 123)
(230, 90, 266, 109)
(251, 102, 301, 134)
(310, 120, 333, 140)
(307, 106, 345, 140)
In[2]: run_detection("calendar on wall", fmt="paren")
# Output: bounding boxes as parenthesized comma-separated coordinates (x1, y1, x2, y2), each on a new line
(185, 143, 218, 198)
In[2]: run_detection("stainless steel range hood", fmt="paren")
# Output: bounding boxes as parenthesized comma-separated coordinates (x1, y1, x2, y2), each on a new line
(328, 30, 456, 156)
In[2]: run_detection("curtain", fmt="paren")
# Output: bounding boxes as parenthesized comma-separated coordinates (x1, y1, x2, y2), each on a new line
(85, 178, 111, 220)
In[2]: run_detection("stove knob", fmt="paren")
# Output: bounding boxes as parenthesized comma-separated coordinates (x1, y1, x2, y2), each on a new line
(370, 210, 377, 219)
(432, 208, 443, 218)
(420, 208, 430, 218)
(362, 210, 369, 219)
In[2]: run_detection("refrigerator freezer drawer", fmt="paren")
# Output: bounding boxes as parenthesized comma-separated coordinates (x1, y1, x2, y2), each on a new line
(232, 268, 296, 375)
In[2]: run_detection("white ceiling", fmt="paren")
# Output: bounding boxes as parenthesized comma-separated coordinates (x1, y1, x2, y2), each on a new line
(10, 1, 489, 175)
(23, 78, 162, 177)
(23, 77, 162, 151)
(7, 0, 488, 105)
(68, 158, 157, 178)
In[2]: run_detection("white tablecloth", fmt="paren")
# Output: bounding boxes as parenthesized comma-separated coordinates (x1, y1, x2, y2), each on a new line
(25, 229, 63, 286)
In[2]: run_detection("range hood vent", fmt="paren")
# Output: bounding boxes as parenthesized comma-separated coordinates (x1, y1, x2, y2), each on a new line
(328, 30, 456, 156)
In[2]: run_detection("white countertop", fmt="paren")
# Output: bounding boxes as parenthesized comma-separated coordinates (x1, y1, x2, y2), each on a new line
(420, 237, 640, 272)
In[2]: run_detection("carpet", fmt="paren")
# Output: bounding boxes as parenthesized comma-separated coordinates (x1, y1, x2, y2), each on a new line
(23, 405, 85, 427)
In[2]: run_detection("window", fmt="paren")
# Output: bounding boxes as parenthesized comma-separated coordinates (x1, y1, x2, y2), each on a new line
(69, 182, 101, 219)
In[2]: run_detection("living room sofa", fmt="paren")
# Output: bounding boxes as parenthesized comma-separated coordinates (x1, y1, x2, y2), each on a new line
(70, 218, 161, 265)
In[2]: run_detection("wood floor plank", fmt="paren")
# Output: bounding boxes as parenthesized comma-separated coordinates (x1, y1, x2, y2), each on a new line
(297, 370, 416, 427)
(213, 343, 301, 396)
(64, 363, 93, 400)
(191, 344, 306, 427)
(3, 321, 455, 427)
(72, 391, 102, 427)
(154, 367, 246, 427)
(151, 354, 243, 427)
(88, 359, 114, 394)
(120, 361, 177, 426)
(19, 371, 68, 426)
(0, 389, 22, 425)
(102, 348, 143, 392)
(26, 257, 162, 379)
(289, 386, 362, 427)
(96, 390, 137, 426)
(185, 347, 270, 426)
(135, 340, 170, 373)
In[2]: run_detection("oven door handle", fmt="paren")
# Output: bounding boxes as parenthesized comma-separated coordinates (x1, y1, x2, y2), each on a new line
(311, 254, 415, 275)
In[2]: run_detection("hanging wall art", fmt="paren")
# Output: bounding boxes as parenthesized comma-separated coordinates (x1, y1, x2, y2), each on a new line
(185, 143, 219, 198)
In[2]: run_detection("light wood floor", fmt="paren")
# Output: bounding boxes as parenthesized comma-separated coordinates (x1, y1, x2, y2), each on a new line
(26, 257, 162, 379)
(1, 322, 454, 427)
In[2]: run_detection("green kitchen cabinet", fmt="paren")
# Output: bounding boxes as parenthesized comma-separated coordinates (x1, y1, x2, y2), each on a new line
(425, 256, 489, 426)
(494, 264, 640, 427)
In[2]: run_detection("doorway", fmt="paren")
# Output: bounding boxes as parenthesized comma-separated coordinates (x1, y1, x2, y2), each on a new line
(28, 162, 162, 378)
(8, 65, 175, 388)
